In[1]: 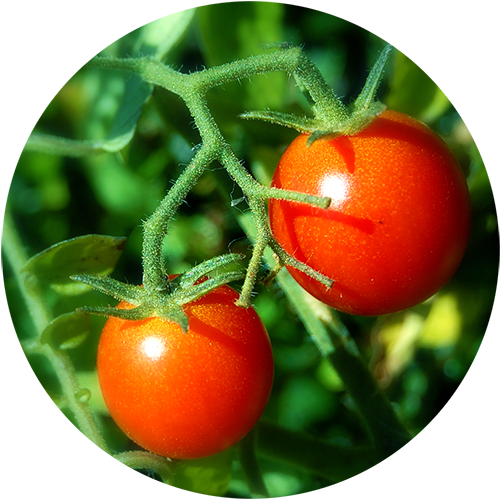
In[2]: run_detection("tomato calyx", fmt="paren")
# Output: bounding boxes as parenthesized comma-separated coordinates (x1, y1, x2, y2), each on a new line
(240, 45, 392, 145)
(70, 253, 246, 332)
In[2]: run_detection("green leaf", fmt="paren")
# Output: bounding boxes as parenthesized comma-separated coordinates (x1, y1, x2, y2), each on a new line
(170, 448, 233, 496)
(197, 2, 287, 110)
(385, 51, 451, 122)
(40, 310, 91, 349)
(27, 9, 195, 157)
(22, 234, 127, 295)
(89, 9, 195, 146)
(134, 8, 196, 60)
(25, 131, 136, 157)
(418, 294, 462, 348)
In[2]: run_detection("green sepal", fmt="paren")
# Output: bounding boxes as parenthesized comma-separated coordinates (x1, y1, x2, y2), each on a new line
(176, 271, 246, 306)
(22, 234, 127, 296)
(77, 304, 154, 322)
(239, 44, 393, 139)
(306, 129, 339, 147)
(40, 310, 91, 350)
(179, 253, 245, 287)
(351, 44, 392, 113)
(239, 110, 317, 133)
(269, 238, 334, 289)
(70, 274, 146, 305)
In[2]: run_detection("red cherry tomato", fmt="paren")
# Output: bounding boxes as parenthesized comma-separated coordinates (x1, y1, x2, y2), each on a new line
(269, 110, 471, 316)
(97, 283, 273, 459)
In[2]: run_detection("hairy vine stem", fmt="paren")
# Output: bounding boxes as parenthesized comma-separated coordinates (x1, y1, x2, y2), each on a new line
(90, 47, 338, 309)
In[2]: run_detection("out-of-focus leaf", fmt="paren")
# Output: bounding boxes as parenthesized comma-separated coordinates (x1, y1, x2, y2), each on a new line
(278, 376, 336, 431)
(40, 310, 91, 349)
(374, 311, 424, 384)
(418, 294, 462, 348)
(316, 358, 344, 392)
(197, 2, 287, 110)
(134, 8, 196, 59)
(28, 9, 195, 158)
(22, 234, 127, 295)
(25, 130, 136, 157)
(169, 448, 233, 496)
(264, 472, 302, 498)
(386, 51, 451, 122)
(86, 9, 195, 146)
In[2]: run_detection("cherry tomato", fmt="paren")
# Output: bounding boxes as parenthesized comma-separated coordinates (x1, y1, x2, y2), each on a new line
(269, 110, 471, 316)
(97, 283, 273, 459)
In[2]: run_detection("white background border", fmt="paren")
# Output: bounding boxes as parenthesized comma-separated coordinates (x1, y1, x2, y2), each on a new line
(1, 1, 498, 499)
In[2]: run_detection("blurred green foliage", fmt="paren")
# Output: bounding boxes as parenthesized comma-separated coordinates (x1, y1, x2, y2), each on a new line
(3, 2, 498, 498)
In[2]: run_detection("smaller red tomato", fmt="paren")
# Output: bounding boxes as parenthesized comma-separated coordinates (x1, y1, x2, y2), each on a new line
(269, 110, 471, 316)
(97, 284, 273, 460)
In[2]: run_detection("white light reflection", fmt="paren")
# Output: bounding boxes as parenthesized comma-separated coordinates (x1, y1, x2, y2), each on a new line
(141, 337, 166, 361)
(320, 174, 350, 207)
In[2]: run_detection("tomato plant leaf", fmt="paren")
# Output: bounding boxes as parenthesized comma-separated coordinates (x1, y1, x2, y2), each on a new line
(169, 448, 233, 496)
(40, 310, 91, 350)
(22, 234, 127, 295)
(25, 131, 136, 157)
(88, 9, 195, 148)
(26, 9, 195, 158)
(385, 51, 451, 123)
(133, 8, 196, 60)
(197, 2, 287, 110)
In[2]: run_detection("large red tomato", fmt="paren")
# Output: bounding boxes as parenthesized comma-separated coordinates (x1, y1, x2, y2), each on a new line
(97, 283, 273, 459)
(269, 110, 471, 316)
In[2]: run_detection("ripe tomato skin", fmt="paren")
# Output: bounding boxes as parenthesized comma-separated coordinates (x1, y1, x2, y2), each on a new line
(269, 110, 471, 316)
(97, 284, 273, 460)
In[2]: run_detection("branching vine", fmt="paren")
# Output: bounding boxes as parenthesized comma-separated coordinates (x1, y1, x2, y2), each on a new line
(65, 44, 391, 330)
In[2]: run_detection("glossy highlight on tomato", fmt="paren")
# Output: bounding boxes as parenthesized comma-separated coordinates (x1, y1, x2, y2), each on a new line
(269, 110, 471, 316)
(97, 284, 274, 460)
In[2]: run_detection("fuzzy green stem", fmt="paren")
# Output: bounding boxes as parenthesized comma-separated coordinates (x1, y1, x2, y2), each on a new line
(294, 52, 349, 123)
(90, 46, 367, 304)
(142, 146, 213, 293)
(237, 202, 269, 308)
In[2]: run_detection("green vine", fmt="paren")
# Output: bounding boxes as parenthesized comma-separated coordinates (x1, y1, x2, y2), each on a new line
(7, 40, 409, 493)
(60, 44, 391, 330)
